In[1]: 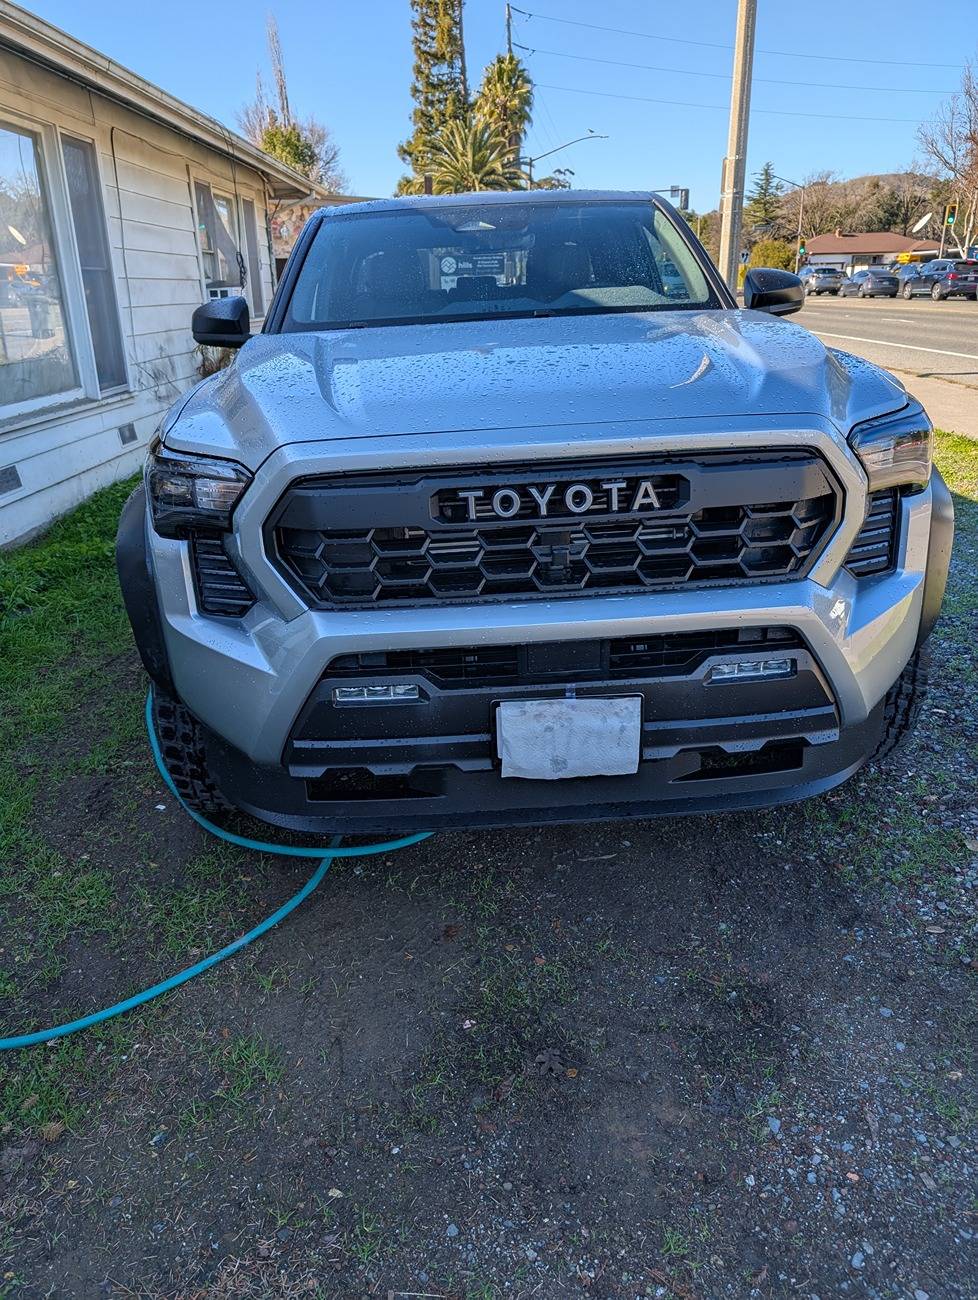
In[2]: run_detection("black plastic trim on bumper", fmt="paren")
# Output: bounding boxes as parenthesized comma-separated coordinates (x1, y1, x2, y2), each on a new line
(115, 485, 175, 695)
(196, 700, 884, 837)
(917, 466, 954, 648)
(286, 641, 836, 779)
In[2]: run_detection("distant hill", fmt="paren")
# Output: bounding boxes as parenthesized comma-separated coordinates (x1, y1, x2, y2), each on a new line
(689, 169, 952, 261)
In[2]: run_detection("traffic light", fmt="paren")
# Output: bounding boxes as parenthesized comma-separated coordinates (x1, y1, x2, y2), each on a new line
(677, 188, 690, 212)
(945, 202, 958, 226)
(798, 237, 807, 259)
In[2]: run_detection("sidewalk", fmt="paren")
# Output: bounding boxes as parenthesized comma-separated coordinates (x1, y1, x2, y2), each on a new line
(891, 371, 976, 439)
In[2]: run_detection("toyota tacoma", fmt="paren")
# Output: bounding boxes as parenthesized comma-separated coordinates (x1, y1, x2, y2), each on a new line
(117, 191, 953, 833)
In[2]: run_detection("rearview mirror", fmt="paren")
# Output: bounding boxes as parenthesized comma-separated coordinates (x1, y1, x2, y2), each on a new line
(192, 296, 250, 348)
(743, 268, 804, 317)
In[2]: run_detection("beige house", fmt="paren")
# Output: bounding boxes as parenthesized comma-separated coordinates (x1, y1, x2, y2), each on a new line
(0, 1, 325, 546)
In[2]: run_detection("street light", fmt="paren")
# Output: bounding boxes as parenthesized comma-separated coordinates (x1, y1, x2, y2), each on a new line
(521, 130, 608, 188)
(649, 186, 691, 211)
(772, 174, 806, 273)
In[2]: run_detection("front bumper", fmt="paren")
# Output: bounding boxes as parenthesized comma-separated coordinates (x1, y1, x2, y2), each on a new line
(119, 420, 951, 831)
(199, 693, 888, 834)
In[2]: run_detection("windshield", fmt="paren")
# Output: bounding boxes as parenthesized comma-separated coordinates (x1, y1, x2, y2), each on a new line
(281, 199, 720, 330)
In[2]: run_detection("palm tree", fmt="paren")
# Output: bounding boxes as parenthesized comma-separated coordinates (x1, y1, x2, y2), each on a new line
(428, 119, 525, 193)
(475, 53, 533, 144)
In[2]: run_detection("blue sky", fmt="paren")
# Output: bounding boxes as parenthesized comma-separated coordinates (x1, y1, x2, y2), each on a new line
(25, 0, 978, 207)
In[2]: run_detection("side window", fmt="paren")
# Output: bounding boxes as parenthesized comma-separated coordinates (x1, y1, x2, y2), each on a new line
(241, 198, 264, 316)
(194, 181, 243, 299)
(62, 135, 126, 390)
(0, 120, 78, 416)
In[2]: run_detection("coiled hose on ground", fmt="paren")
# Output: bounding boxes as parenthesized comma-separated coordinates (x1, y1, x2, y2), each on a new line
(0, 692, 432, 1051)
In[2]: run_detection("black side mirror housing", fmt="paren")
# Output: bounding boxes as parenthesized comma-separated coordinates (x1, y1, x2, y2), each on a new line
(743, 268, 804, 317)
(192, 296, 250, 348)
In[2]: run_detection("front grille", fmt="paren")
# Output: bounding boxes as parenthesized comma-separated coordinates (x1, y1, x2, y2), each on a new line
(326, 627, 806, 689)
(269, 454, 840, 609)
(845, 489, 898, 576)
(190, 534, 255, 617)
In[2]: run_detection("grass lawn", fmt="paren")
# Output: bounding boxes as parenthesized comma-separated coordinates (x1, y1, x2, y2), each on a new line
(0, 436, 976, 1298)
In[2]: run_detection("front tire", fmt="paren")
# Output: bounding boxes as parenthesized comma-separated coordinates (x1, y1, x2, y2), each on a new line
(902, 283, 913, 299)
(869, 649, 929, 762)
(151, 688, 233, 817)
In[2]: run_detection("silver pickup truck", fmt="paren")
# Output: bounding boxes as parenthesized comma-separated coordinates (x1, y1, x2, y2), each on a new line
(117, 190, 952, 834)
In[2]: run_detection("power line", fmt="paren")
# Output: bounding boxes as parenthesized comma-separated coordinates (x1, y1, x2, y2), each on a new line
(535, 82, 921, 125)
(510, 7, 963, 70)
(514, 42, 955, 95)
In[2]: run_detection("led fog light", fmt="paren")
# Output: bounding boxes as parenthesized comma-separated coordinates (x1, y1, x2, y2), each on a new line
(332, 684, 421, 703)
(708, 658, 794, 683)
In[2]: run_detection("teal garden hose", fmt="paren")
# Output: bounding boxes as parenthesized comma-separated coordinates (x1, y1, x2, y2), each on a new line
(0, 692, 431, 1051)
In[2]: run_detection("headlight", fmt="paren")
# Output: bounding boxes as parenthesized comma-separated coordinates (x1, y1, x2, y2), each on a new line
(147, 443, 251, 537)
(848, 401, 933, 494)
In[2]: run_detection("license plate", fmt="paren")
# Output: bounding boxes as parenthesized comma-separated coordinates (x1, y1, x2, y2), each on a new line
(496, 696, 642, 780)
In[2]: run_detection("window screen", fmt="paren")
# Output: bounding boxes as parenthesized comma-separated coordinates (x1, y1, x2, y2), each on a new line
(242, 197, 263, 315)
(195, 181, 243, 299)
(62, 135, 126, 390)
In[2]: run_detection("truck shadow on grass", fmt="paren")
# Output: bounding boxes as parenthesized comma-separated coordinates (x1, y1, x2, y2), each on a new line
(0, 440, 976, 1298)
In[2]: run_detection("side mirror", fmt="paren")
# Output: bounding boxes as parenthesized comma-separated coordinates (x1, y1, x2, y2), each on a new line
(192, 296, 250, 348)
(743, 268, 804, 317)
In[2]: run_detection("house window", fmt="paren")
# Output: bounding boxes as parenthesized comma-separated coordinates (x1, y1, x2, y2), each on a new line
(194, 181, 244, 300)
(0, 121, 78, 412)
(62, 135, 126, 390)
(241, 197, 263, 315)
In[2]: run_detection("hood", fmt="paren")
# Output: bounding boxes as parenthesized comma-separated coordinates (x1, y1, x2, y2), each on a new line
(163, 309, 908, 471)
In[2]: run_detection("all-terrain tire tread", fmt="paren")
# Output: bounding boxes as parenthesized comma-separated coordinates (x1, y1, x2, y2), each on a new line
(869, 648, 929, 762)
(151, 691, 233, 816)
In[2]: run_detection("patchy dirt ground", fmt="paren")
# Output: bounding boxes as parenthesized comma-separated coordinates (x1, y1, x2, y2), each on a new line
(1, 436, 976, 1300)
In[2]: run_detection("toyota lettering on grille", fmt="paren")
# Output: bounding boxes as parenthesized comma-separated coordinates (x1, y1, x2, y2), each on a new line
(449, 477, 666, 522)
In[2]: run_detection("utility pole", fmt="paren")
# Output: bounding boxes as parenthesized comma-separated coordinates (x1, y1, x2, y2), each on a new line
(506, 2, 513, 55)
(717, 0, 757, 291)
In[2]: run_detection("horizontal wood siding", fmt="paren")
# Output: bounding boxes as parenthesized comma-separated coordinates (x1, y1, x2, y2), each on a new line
(0, 48, 280, 546)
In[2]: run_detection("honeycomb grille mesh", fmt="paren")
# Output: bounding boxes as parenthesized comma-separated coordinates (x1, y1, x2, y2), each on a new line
(275, 501, 834, 608)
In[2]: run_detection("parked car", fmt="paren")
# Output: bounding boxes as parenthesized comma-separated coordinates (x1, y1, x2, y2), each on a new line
(800, 266, 845, 295)
(117, 190, 951, 835)
(895, 259, 978, 300)
(838, 268, 899, 298)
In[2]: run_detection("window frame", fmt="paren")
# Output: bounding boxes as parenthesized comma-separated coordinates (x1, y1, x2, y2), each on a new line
(0, 109, 90, 423)
(57, 126, 130, 396)
(0, 107, 132, 429)
(190, 173, 266, 320)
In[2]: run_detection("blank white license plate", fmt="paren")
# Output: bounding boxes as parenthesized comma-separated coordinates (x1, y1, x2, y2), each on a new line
(496, 696, 642, 780)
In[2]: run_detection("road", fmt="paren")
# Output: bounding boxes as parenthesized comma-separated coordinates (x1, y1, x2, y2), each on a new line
(797, 294, 978, 387)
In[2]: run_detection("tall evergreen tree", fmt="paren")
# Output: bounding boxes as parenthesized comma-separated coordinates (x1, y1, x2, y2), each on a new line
(397, 0, 469, 189)
(744, 162, 784, 229)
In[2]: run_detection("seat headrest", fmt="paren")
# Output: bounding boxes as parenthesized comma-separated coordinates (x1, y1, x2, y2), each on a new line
(527, 241, 592, 298)
(361, 250, 425, 302)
